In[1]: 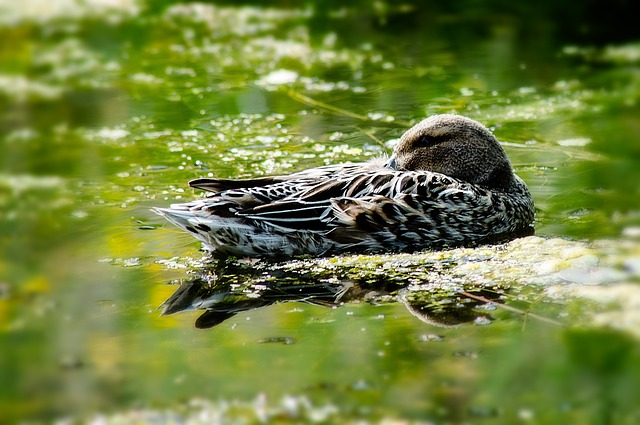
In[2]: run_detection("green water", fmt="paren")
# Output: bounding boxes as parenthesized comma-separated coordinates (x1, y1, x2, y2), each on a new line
(1, 1, 640, 424)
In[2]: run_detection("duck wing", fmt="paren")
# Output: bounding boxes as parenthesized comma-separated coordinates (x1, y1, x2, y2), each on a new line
(234, 170, 508, 251)
(234, 171, 461, 232)
(182, 163, 372, 216)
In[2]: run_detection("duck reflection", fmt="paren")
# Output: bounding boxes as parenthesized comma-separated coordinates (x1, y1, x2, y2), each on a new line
(160, 260, 504, 329)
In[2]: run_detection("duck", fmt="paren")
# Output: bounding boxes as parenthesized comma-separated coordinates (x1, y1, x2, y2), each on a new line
(152, 114, 535, 257)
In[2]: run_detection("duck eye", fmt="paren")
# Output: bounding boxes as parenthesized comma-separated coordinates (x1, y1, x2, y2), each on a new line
(414, 134, 441, 148)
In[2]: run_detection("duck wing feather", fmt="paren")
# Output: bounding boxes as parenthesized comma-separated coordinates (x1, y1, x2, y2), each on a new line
(234, 170, 479, 238)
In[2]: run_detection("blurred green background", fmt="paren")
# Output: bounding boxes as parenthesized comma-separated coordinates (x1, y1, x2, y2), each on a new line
(1, 0, 639, 423)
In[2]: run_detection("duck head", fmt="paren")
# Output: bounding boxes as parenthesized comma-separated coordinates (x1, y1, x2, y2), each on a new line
(389, 114, 515, 190)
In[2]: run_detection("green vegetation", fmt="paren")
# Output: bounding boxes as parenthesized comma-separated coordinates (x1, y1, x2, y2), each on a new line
(1, 1, 639, 423)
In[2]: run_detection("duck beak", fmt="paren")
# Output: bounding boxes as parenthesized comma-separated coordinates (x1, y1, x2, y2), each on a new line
(385, 155, 397, 170)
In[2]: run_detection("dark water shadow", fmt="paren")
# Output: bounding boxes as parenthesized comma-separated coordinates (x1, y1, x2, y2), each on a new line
(160, 259, 505, 329)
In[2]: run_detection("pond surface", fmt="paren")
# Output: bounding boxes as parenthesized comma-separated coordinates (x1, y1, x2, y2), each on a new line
(1, 1, 640, 424)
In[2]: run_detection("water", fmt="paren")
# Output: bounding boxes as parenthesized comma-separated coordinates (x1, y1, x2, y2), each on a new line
(1, 1, 640, 423)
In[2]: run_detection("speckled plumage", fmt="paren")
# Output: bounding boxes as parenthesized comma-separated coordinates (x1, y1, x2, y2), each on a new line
(153, 114, 535, 257)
